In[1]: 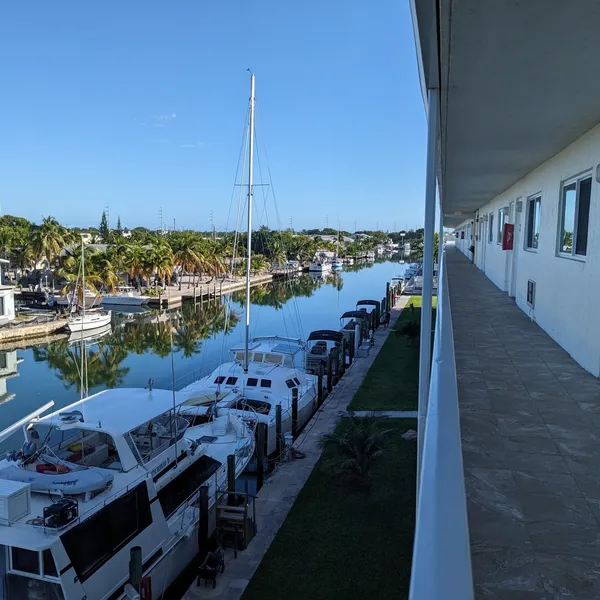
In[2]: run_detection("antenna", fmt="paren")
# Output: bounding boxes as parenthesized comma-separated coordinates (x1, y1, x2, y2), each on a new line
(159, 207, 163, 233)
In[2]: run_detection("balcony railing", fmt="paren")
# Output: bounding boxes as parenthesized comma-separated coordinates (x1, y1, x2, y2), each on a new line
(409, 248, 474, 599)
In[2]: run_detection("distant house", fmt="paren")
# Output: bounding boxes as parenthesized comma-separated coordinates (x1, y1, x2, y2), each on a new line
(80, 232, 93, 244)
(0, 259, 15, 324)
(122, 229, 132, 239)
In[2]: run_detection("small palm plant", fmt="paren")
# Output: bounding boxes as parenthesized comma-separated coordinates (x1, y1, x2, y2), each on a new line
(395, 319, 420, 346)
(319, 413, 391, 484)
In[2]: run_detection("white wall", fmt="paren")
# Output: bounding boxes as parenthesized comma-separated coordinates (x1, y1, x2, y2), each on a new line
(454, 121, 600, 376)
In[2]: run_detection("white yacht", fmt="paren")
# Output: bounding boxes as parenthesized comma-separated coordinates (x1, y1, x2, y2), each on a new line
(55, 288, 101, 309)
(308, 261, 332, 273)
(0, 387, 254, 599)
(180, 336, 318, 455)
(101, 287, 152, 306)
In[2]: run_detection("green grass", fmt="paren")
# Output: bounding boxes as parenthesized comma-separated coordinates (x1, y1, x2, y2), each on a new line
(348, 296, 437, 411)
(242, 420, 417, 600)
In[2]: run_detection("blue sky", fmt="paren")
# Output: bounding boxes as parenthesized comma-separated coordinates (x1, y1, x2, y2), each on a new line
(0, 1, 426, 232)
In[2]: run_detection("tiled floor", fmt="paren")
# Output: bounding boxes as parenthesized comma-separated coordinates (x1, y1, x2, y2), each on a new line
(447, 247, 600, 600)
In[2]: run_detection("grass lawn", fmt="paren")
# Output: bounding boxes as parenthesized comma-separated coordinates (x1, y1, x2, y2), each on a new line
(242, 420, 417, 600)
(348, 296, 437, 411)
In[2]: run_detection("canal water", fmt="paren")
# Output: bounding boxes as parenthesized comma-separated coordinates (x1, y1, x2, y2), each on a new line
(0, 260, 407, 448)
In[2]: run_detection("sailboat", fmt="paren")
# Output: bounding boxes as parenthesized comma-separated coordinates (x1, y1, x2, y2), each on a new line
(66, 240, 111, 333)
(180, 73, 319, 456)
(332, 218, 343, 270)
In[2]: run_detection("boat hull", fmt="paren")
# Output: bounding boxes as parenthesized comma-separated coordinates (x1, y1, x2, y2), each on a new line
(101, 295, 150, 306)
(67, 313, 112, 332)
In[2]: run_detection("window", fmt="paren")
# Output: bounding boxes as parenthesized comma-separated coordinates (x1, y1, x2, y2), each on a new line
(11, 548, 39, 575)
(497, 208, 507, 244)
(253, 352, 264, 362)
(525, 196, 541, 250)
(214, 376, 225, 384)
(225, 377, 238, 385)
(285, 379, 295, 389)
(488, 214, 494, 243)
(246, 378, 258, 387)
(157, 455, 220, 518)
(260, 379, 272, 388)
(61, 482, 152, 582)
(293, 377, 301, 385)
(42, 550, 57, 578)
(559, 174, 592, 256)
(0, 296, 5, 316)
(0, 352, 7, 369)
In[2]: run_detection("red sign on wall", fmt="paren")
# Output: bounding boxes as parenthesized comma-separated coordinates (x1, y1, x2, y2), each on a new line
(502, 223, 514, 250)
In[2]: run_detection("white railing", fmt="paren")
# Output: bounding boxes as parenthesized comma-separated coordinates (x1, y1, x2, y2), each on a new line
(409, 249, 474, 599)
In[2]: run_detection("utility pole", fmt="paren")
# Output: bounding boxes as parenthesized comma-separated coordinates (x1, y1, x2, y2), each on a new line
(159, 206, 163, 233)
(173, 218, 176, 232)
(289, 216, 293, 232)
(210, 210, 215, 241)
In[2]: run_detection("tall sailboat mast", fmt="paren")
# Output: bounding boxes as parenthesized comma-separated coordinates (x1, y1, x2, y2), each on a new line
(244, 72, 256, 373)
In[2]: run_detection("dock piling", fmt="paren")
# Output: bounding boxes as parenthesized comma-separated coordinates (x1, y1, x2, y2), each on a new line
(354, 324, 361, 357)
(341, 337, 347, 376)
(291, 388, 298, 438)
(317, 362, 324, 406)
(129, 546, 142, 592)
(276, 404, 282, 458)
(227, 454, 235, 505)
(257, 422, 266, 491)
(198, 485, 209, 561)
(386, 281, 390, 309)
(327, 353, 333, 393)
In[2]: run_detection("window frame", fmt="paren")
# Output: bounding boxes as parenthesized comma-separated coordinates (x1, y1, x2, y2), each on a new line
(524, 194, 542, 252)
(8, 548, 61, 583)
(557, 172, 593, 260)
(488, 214, 494, 243)
(497, 208, 507, 244)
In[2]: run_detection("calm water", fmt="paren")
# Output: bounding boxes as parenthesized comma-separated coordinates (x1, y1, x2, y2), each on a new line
(0, 260, 407, 448)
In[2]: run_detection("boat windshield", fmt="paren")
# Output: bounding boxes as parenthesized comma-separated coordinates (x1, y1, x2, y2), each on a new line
(26, 424, 120, 470)
(127, 412, 189, 464)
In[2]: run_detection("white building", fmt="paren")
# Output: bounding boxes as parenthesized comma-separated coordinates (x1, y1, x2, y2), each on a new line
(0, 259, 15, 323)
(409, 2, 600, 599)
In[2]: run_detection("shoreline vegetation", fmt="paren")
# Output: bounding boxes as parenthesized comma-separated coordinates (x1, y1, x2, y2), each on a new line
(0, 213, 426, 296)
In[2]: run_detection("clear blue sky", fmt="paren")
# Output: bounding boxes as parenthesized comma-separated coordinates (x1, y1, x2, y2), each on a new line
(0, 1, 426, 232)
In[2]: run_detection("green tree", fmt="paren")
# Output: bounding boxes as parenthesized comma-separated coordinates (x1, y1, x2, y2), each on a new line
(116, 216, 123, 238)
(32, 216, 71, 265)
(99, 211, 109, 242)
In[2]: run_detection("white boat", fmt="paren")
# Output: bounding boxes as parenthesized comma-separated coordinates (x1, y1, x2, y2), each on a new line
(101, 286, 152, 306)
(66, 240, 112, 332)
(308, 261, 332, 273)
(67, 309, 112, 332)
(55, 288, 101, 308)
(0, 388, 254, 600)
(179, 336, 318, 455)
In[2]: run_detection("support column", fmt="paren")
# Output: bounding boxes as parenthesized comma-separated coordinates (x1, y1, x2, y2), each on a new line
(417, 87, 439, 492)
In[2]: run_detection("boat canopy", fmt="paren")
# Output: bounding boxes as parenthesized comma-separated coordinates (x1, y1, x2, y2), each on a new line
(340, 311, 369, 320)
(357, 300, 381, 310)
(307, 330, 344, 343)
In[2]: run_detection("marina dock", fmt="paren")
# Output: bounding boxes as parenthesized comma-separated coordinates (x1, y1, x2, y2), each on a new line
(182, 297, 410, 599)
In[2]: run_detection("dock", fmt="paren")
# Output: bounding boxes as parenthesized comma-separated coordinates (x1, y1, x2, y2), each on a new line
(182, 298, 409, 599)
(0, 318, 67, 344)
(148, 272, 289, 308)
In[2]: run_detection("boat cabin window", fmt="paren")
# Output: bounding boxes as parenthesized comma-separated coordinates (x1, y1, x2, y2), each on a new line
(253, 352, 264, 362)
(246, 378, 258, 387)
(232, 398, 271, 414)
(226, 376, 238, 385)
(285, 379, 295, 389)
(128, 411, 189, 464)
(214, 376, 226, 384)
(8, 547, 59, 580)
(28, 425, 120, 470)
(293, 377, 301, 386)
(61, 482, 152, 582)
(260, 379, 272, 388)
(157, 455, 220, 518)
(265, 353, 283, 365)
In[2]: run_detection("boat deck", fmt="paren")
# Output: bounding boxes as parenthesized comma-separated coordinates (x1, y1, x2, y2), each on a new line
(448, 246, 600, 599)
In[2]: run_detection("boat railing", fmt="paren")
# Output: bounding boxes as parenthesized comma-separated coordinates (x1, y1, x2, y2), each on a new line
(408, 249, 474, 599)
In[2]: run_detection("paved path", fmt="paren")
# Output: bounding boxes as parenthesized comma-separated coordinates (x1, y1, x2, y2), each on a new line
(448, 246, 600, 600)
(184, 296, 411, 599)
(351, 410, 418, 418)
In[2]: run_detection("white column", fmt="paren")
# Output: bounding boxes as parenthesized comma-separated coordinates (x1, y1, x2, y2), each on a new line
(417, 87, 439, 491)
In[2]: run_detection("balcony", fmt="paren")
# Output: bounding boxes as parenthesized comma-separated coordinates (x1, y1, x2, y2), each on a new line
(411, 245, 600, 599)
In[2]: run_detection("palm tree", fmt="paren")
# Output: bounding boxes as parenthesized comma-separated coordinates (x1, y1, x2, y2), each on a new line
(123, 241, 146, 288)
(32, 216, 71, 265)
(319, 413, 392, 483)
(90, 250, 124, 293)
(144, 236, 174, 292)
(55, 245, 103, 301)
(171, 231, 202, 290)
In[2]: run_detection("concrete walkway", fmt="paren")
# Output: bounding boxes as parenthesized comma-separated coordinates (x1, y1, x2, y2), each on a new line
(184, 297, 411, 599)
(447, 247, 600, 600)
(351, 410, 418, 418)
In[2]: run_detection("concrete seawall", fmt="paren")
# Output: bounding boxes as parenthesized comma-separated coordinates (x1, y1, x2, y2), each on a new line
(0, 319, 67, 344)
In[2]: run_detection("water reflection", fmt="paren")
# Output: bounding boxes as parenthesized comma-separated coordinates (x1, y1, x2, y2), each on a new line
(32, 300, 239, 393)
(0, 351, 21, 405)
